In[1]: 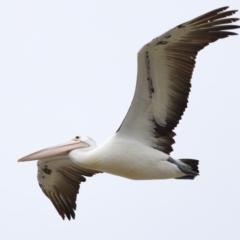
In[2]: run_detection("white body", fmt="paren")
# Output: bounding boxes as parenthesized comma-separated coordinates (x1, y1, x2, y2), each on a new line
(69, 134, 184, 180)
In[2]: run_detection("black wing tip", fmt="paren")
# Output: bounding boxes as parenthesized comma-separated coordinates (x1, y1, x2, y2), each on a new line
(48, 194, 77, 220)
(60, 211, 76, 220)
(219, 6, 229, 11)
(208, 6, 239, 18)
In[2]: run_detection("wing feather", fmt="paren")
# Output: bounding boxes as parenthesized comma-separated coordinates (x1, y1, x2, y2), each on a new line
(117, 7, 239, 154)
(37, 157, 100, 220)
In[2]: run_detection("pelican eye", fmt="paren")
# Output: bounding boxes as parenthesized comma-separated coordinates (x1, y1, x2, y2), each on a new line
(75, 136, 80, 140)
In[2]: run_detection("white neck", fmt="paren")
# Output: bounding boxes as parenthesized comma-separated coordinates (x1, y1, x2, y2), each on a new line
(68, 145, 98, 169)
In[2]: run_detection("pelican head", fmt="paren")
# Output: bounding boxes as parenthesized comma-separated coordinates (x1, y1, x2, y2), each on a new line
(18, 135, 95, 162)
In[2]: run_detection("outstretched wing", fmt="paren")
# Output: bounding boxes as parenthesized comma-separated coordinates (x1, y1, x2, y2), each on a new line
(117, 7, 239, 154)
(37, 157, 100, 220)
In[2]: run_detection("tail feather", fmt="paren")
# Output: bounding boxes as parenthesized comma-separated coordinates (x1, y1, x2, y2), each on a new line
(167, 157, 199, 180)
(180, 159, 199, 174)
(176, 175, 197, 180)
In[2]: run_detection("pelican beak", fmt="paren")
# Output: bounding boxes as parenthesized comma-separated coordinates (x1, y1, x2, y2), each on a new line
(18, 140, 89, 162)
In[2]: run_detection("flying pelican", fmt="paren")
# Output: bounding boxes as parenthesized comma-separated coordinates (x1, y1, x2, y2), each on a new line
(18, 7, 239, 220)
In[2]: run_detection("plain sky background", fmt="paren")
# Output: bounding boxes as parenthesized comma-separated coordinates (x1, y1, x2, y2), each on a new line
(0, 1, 239, 240)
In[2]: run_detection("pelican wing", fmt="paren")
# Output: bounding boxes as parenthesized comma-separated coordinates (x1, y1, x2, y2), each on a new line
(117, 7, 239, 154)
(37, 157, 100, 220)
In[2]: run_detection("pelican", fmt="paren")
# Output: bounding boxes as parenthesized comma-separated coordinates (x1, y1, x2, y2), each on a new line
(18, 7, 239, 220)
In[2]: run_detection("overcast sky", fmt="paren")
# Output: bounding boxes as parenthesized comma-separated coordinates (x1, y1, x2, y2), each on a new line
(0, 1, 240, 240)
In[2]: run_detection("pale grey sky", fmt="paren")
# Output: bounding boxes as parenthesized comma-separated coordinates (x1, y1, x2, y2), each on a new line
(0, 1, 240, 240)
